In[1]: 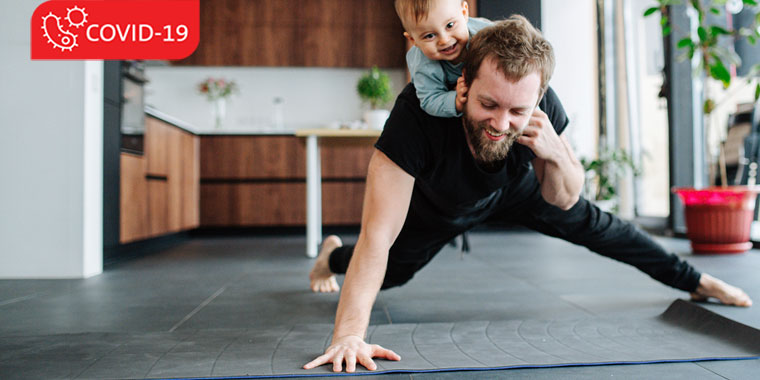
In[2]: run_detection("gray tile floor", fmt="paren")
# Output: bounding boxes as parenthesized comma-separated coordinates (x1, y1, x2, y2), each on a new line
(1, 230, 759, 379)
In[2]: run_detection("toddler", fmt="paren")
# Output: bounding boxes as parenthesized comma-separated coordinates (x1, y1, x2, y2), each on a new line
(394, 0, 491, 117)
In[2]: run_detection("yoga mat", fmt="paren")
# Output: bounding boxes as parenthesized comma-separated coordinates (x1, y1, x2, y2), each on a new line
(188, 299, 760, 378)
(3, 300, 758, 379)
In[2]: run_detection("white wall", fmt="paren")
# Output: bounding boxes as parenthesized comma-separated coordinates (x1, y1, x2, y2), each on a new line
(0, 1, 103, 278)
(541, 0, 599, 161)
(145, 66, 407, 132)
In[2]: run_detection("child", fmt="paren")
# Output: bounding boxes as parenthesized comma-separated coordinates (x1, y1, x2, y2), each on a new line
(395, 0, 491, 117)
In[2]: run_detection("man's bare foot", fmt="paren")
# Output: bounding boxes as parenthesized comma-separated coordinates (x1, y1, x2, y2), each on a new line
(309, 235, 342, 293)
(690, 273, 753, 307)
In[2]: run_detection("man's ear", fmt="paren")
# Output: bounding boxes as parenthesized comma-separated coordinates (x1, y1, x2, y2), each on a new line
(403, 31, 415, 44)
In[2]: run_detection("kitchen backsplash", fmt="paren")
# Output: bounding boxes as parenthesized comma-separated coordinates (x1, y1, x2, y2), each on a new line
(144, 66, 407, 132)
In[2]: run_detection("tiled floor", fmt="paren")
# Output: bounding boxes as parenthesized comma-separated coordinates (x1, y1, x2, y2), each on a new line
(1, 230, 759, 379)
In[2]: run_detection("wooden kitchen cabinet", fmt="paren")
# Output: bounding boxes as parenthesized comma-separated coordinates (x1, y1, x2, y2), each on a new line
(181, 131, 201, 230)
(120, 116, 200, 243)
(145, 117, 170, 176)
(120, 152, 149, 243)
(199, 135, 374, 227)
(175, 0, 405, 67)
(166, 126, 201, 232)
(200, 136, 306, 179)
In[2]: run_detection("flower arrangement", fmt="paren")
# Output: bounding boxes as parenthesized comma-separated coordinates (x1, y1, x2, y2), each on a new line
(197, 77, 238, 101)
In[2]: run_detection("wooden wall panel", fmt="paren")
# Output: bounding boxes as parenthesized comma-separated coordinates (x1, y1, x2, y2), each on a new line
(120, 153, 148, 243)
(175, 0, 404, 67)
(200, 136, 306, 179)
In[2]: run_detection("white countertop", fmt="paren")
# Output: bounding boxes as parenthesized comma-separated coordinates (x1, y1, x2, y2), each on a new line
(144, 106, 349, 136)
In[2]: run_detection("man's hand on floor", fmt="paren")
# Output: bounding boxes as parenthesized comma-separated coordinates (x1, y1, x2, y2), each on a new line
(303, 334, 401, 372)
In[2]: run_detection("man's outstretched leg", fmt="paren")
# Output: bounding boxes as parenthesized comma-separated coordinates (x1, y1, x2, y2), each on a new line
(309, 235, 342, 293)
(522, 196, 752, 307)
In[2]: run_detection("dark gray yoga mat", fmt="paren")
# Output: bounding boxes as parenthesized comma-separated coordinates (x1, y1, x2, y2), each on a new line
(2, 300, 759, 379)
(244, 299, 760, 378)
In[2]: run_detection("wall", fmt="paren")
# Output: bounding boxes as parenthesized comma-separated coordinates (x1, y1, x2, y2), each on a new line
(0, 1, 103, 278)
(144, 66, 407, 132)
(541, 0, 598, 161)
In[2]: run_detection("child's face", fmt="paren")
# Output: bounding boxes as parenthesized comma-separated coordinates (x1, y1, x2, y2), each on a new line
(403, 0, 470, 62)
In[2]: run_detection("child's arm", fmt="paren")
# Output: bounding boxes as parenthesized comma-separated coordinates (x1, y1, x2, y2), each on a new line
(407, 49, 461, 118)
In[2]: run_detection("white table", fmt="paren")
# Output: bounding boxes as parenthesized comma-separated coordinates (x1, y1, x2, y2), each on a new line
(295, 128, 382, 258)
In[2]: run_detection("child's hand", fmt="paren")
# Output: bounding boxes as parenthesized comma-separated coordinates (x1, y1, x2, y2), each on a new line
(455, 76, 468, 113)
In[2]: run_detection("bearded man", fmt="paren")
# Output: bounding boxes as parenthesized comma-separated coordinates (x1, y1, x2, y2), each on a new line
(304, 15, 752, 373)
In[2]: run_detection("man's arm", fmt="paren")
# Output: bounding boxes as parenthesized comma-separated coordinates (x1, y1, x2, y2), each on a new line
(518, 109, 584, 210)
(304, 149, 415, 372)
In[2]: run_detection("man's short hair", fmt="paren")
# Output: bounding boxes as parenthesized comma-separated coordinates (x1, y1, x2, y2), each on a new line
(463, 15, 555, 99)
(394, 0, 463, 31)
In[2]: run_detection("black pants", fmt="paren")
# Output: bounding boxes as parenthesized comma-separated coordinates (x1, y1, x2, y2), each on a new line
(329, 173, 701, 292)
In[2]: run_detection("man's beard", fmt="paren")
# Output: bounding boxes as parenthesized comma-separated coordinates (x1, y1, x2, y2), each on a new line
(462, 112, 520, 165)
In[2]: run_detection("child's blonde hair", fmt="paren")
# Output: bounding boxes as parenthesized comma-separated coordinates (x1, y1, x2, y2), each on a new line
(394, 0, 464, 30)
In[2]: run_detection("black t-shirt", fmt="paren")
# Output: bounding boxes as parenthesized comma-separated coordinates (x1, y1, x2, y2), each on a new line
(375, 83, 569, 225)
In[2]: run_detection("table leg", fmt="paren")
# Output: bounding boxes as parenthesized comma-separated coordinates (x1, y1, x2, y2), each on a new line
(306, 135, 322, 258)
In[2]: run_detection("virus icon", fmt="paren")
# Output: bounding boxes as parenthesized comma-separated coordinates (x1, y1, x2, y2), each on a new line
(41, 12, 78, 52)
(65, 6, 88, 28)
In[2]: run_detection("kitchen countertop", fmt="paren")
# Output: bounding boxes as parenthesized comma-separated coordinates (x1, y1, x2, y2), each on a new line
(145, 106, 372, 136)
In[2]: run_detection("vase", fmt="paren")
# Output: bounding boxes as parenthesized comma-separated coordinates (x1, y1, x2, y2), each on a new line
(213, 98, 226, 129)
(363, 109, 390, 130)
(673, 186, 760, 254)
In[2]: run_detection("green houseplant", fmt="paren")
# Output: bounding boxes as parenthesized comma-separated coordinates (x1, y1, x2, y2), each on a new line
(357, 66, 393, 130)
(646, 0, 760, 253)
(581, 147, 640, 214)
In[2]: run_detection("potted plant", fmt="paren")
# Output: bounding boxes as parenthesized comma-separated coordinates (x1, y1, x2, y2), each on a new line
(198, 77, 238, 129)
(357, 66, 393, 130)
(646, 0, 760, 253)
(581, 147, 640, 214)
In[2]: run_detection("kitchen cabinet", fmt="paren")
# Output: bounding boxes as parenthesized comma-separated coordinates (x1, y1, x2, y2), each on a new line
(120, 152, 149, 243)
(120, 115, 200, 243)
(199, 135, 373, 227)
(175, 0, 406, 68)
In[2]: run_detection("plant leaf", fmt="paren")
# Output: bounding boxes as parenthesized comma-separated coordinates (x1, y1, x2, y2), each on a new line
(749, 35, 757, 44)
(710, 26, 731, 36)
(709, 60, 731, 87)
(743, 0, 758, 6)
(698, 26, 708, 42)
(644, 6, 659, 16)
(663, 25, 672, 36)
(755, 83, 760, 101)
(710, 7, 721, 15)
(677, 37, 694, 48)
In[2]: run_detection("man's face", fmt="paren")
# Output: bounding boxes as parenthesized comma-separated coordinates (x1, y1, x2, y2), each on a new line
(462, 57, 541, 164)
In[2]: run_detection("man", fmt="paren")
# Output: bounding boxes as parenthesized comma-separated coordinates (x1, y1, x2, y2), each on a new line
(304, 16, 752, 373)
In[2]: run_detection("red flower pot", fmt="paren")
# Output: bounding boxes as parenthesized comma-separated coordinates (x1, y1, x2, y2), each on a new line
(673, 187, 760, 254)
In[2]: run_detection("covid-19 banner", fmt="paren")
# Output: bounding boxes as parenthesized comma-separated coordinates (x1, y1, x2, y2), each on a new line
(31, 0, 199, 60)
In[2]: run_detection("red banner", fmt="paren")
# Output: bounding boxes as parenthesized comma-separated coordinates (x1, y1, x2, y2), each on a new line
(31, 0, 199, 60)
